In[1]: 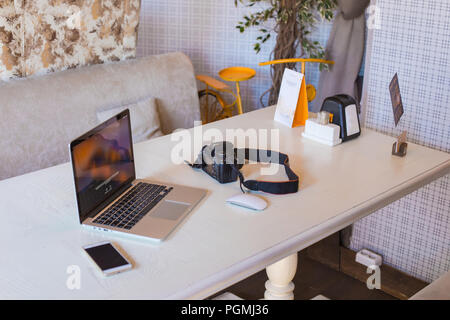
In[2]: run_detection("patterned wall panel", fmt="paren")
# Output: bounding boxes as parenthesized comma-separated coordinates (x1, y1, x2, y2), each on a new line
(136, 0, 332, 111)
(351, 0, 450, 283)
(0, 0, 24, 80)
(0, 0, 141, 80)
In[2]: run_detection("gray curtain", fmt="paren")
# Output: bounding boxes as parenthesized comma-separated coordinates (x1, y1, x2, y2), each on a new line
(313, 0, 370, 112)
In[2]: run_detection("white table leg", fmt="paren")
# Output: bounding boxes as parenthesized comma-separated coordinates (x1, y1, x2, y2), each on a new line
(264, 253, 298, 300)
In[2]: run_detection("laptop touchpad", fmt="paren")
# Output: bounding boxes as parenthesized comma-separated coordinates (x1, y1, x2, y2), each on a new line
(150, 200, 189, 221)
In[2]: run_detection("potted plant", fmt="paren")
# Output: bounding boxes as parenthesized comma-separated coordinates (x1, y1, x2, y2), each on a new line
(234, 0, 336, 106)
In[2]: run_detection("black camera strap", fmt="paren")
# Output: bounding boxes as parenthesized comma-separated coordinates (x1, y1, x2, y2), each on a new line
(187, 145, 299, 195)
(232, 148, 299, 195)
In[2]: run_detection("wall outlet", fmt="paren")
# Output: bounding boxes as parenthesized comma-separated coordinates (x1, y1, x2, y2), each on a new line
(356, 249, 383, 268)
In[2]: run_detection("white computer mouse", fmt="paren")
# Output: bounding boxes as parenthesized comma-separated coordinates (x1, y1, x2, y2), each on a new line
(226, 193, 268, 211)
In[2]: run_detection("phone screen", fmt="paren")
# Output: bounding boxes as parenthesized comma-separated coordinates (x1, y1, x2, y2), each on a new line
(84, 243, 129, 271)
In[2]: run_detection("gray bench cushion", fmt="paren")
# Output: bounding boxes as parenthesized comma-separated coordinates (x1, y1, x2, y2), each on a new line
(0, 52, 200, 180)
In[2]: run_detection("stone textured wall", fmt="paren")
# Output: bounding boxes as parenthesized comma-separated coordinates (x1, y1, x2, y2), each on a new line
(0, 0, 23, 79)
(0, 0, 141, 81)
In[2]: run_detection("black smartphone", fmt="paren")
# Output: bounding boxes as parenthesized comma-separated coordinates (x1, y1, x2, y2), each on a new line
(83, 241, 132, 276)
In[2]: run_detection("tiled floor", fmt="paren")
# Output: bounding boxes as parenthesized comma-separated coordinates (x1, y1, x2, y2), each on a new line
(211, 251, 397, 300)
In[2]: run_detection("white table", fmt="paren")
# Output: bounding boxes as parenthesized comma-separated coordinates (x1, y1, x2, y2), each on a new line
(1, 106, 449, 299)
(410, 270, 450, 300)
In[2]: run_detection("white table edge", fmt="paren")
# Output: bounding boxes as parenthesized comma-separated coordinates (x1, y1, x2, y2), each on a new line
(168, 160, 450, 300)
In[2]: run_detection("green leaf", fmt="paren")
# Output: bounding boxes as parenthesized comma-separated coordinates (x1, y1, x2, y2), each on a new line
(235, 0, 336, 56)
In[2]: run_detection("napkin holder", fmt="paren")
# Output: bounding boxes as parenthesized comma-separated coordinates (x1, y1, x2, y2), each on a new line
(321, 94, 361, 142)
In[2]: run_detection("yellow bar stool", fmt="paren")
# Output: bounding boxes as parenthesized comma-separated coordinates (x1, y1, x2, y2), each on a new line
(196, 67, 256, 124)
(218, 66, 256, 115)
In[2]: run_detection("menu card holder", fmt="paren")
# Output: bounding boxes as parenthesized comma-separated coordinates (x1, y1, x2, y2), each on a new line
(392, 131, 408, 157)
(389, 74, 407, 157)
(274, 68, 309, 127)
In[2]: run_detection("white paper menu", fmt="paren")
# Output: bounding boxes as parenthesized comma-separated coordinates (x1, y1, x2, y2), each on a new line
(274, 68, 304, 127)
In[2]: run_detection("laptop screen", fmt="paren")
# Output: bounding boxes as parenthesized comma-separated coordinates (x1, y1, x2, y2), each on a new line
(70, 110, 135, 222)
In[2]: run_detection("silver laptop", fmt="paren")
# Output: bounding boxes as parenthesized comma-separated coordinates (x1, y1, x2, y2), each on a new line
(69, 109, 206, 241)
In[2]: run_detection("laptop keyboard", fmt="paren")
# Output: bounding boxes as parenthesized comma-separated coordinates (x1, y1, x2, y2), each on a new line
(93, 182, 173, 230)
